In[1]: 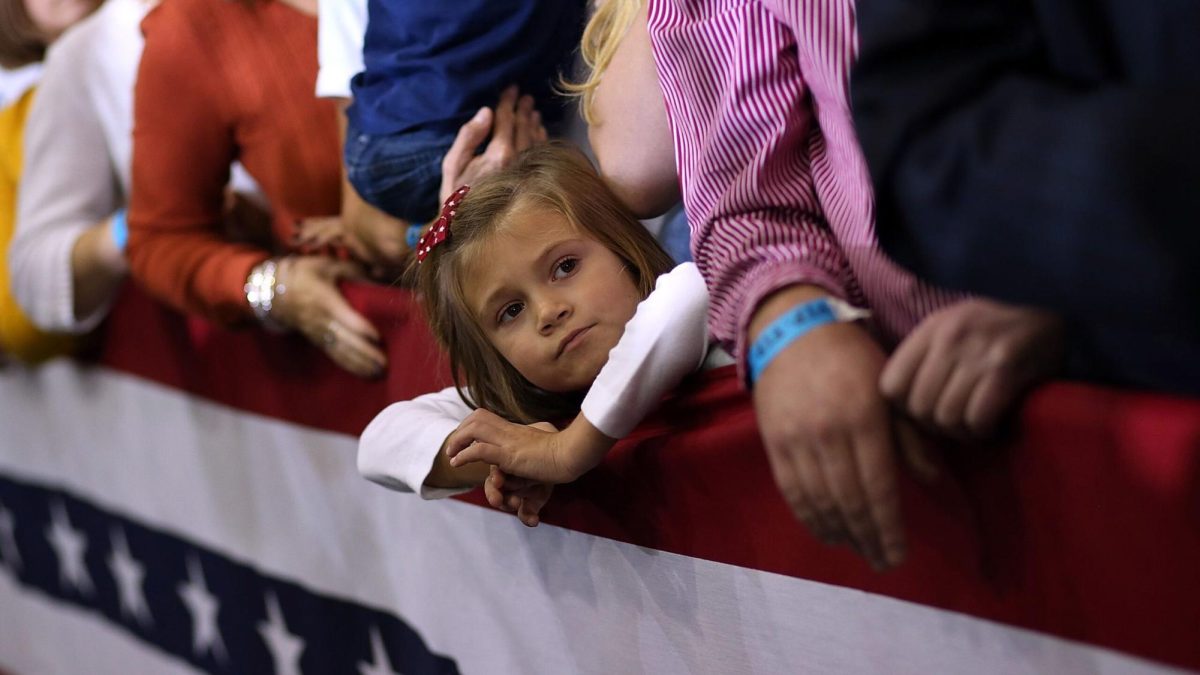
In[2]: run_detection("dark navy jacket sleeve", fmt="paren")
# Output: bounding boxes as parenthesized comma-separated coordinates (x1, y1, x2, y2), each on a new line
(851, 0, 1200, 392)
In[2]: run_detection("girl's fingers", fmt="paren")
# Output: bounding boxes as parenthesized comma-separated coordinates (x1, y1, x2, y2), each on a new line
(449, 441, 506, 469)
(517, 498, 541, 527)
(484, 469, 510, 512)
(445, 410, 504, 458)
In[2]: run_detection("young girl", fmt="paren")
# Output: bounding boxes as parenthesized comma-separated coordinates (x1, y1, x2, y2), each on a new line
(357, 142, 735, 524)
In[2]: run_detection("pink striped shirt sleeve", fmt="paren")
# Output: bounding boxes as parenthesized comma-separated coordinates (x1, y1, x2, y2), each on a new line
(647, 0, 962, 381)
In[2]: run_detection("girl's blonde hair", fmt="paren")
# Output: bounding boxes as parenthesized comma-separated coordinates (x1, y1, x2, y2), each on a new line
(559, 0, 642, 125)
(410, 142, 674, 424)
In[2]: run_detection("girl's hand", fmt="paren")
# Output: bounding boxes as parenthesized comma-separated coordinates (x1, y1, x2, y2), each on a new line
(880, 298, 1065, 439)
(445, 410, 615, 484)
(484, 466, 555, 527)
(270, 256, 387, 378)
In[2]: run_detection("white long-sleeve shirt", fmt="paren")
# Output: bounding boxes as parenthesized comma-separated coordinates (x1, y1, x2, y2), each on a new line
(9, 0, 148, 333)
(358, 262, 725, 499)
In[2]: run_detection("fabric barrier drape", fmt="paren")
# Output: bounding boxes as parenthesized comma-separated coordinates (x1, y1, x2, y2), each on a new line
(0, 282, 1196, 674)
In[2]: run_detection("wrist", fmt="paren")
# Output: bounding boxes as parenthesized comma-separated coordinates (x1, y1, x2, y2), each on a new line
(747, 293, 870, 385)
(244, 257, 288, 332)
(109, 209, 129, 252)
(749, 284, 833, 340)
(93, 215, 128, 272)
(561, 414, 617, 478)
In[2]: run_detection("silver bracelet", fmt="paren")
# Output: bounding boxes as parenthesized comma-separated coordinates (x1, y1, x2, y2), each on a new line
(244, 258, 287, 332)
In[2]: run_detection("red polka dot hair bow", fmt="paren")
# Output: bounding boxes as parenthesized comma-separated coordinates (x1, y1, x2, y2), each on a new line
(416, 185, 470, 263)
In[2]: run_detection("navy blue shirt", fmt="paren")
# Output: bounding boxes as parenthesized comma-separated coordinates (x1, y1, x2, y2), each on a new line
(349, 0, 585, 136)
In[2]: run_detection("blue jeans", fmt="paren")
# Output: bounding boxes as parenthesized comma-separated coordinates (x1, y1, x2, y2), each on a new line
(344, 120, 456, 224)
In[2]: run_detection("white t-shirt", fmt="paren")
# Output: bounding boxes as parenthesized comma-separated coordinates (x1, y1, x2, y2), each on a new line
(357, 262, 727, 499)
(316, 0, 367, 99)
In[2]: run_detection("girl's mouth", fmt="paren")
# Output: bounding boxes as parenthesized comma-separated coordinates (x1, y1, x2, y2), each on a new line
(557, 325, 595, 358)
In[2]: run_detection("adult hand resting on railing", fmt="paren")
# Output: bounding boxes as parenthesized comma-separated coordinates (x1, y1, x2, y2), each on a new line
(266, 256, 387, 379)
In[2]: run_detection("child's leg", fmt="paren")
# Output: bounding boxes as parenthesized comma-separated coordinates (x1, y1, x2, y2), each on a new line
(343, 118, 455, 224)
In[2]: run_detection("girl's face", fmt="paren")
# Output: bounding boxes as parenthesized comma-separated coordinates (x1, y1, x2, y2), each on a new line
(462, 201, 641, 394)
(22, 0, 99, 40)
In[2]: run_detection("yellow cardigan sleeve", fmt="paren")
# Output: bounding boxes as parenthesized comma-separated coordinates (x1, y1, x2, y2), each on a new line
(0, 88, 77, 363)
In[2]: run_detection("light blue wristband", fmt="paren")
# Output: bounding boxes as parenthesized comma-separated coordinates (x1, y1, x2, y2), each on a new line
(110, 209, 129, 251)
(747, 297, 869, 384)
(405, 222, 425, 250)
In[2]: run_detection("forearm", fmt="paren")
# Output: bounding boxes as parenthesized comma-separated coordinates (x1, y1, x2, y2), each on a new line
(581, 263, 709, 438)
(425, 447, 490, 489)
(359, 387, 485, 498)
(556, 414, 618, 480)
(125, 224, 266, 324)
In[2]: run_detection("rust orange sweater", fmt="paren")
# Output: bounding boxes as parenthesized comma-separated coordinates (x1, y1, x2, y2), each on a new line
(127, 0, 340, 323)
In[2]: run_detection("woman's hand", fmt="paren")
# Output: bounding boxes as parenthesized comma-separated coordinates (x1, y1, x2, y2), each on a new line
(270, 256, 387, 378)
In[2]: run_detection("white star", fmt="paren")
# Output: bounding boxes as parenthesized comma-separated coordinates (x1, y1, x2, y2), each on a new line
(258, 591, 305, 675)
(46, 501, 92, 594)
(178, 555, 227, 662)
(359, 626, 401, 675)
(0, 501, 21, 573)
(107, 527, 152, 626)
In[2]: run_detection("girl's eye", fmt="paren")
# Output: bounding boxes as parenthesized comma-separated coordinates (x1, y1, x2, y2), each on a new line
(553, 256, 579, 280)
(498, 302, 524, 325)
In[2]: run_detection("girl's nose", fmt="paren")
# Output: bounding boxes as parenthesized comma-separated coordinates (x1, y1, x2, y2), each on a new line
(538, 302, 571, 334)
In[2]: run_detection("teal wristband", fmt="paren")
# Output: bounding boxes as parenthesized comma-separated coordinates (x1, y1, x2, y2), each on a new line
(111, 209, 128, 251)
(747, 297, 868, 384)
(405, 222, 425, 250)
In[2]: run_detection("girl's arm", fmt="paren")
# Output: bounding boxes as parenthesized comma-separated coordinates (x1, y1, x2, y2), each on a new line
(580, 261, 709, 438)
(446, 262, 711, 483)
(357, 386, 490, 499)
